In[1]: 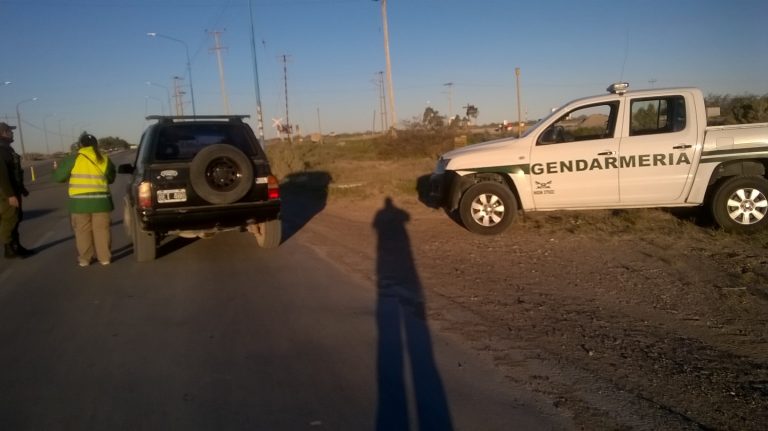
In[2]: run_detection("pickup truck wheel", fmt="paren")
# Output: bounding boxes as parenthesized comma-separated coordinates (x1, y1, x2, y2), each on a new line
(132, 212, 157, 262)
(190, 144, 254, 205)
(252, 219, 282, 248)
(459, 182, 517, 235)
(711, 176, 768, 233)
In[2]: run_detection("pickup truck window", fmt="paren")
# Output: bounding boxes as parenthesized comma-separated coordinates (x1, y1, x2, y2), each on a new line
(537, 102, 618, 145)
(630, 96, 686, 136)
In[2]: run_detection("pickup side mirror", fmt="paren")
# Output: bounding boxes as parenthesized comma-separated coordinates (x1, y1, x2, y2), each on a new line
(538, 125, 565, 145)
(117, 163, 135, 174)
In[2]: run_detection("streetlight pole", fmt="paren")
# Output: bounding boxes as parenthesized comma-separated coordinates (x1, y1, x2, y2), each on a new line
(15, 97, 38, 161)
(146, 81, 172, 115)
(147, 32, 196, 116)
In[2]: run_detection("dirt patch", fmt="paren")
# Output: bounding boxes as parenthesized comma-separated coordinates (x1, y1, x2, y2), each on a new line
(294, 194, 768, 430)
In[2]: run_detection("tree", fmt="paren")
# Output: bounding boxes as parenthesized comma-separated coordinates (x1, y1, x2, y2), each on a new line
(98, 136, 132, 151)
(422, 106, 445, 129)
(464, 104, 479, 124)
(705, 93, 768, 125)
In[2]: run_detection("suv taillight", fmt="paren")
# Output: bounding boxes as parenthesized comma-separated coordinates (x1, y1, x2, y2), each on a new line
(138, 181, 152, 209)
(267, 175, 280, 200)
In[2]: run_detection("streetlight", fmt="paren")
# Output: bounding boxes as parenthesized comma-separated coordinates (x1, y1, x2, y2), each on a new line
(146, 81, 172, 115)
(43, 113, 56, 155)
(15, 97, 38, 160)
(147, 32, 196, 116)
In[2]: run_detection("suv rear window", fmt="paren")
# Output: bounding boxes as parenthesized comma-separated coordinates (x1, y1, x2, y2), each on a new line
(154, 123, 257, 161)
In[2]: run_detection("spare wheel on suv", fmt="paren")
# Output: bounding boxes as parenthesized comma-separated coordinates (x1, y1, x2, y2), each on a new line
(190, 144, 254, 204)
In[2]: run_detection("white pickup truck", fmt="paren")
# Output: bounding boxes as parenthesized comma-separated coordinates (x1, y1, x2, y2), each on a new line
(429, 83, 768, 234)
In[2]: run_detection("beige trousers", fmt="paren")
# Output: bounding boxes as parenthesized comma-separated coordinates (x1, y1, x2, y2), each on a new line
(71, 212, 111, 264)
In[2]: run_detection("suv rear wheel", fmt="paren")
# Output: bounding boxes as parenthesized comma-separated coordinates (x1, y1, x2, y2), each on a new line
(251, 219, 282, 248)
(132, 210, 157, 262)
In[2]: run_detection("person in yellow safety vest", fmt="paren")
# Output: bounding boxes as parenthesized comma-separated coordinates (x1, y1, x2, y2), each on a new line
(53, 132, 116, 267)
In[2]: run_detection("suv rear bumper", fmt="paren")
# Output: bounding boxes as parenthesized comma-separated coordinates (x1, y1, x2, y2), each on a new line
(137, 200, 281, 233)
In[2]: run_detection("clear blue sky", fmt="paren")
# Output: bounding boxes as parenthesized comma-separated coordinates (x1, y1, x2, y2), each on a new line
(1, 0, 766, 153)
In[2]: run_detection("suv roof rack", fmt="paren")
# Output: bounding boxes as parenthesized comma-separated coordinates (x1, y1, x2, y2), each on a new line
(146, 115, 250, 123)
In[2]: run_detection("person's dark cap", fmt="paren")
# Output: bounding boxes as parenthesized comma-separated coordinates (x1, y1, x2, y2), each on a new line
(79, 132, 98, 147)
(0, 122, 16, 132)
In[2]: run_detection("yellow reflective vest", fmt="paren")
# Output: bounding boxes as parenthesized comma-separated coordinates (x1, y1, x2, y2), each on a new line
(68, 147, 109, 196)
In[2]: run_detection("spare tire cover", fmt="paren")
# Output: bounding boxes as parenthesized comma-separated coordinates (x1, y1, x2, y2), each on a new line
(190, 144, 254, 204)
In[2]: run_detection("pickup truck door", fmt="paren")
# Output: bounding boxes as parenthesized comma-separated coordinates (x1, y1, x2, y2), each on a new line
(618, 94, 697, 203)
(529, 102, 621, 209)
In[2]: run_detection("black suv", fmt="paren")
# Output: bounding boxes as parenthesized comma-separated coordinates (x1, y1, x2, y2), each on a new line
(118, 115, 281, 262)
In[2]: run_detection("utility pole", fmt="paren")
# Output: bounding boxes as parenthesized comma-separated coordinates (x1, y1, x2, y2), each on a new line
(279, 54, 292, 143)
(378, 0, 396, 130)
(316, 106, 323, 144)
(248, 0, 265, 141)
(377, 71, 387, 131)
(173, 76, 186, 115)
(208, 30, 231, 115)
(515, 67, 522, 138)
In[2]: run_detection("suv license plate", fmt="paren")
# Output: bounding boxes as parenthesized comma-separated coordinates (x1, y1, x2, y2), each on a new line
(157, 189, 187, 203)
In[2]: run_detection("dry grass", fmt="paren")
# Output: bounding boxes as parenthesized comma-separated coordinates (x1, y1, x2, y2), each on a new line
(267, 136, 436, 201)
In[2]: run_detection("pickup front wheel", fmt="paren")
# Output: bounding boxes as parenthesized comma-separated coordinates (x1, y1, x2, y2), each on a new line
(711, 176, 768, 233)
(459, 182, 517, 235)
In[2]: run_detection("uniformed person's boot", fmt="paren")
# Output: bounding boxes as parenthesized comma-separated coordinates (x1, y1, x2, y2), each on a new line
(11, 241, 34, 258)
(4, 243, 18, 259)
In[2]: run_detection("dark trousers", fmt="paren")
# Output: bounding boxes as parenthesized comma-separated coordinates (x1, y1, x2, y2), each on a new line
(0, 198, 20, 245)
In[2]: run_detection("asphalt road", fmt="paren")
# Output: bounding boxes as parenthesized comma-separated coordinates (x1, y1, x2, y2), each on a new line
(0, 152, 570, 430)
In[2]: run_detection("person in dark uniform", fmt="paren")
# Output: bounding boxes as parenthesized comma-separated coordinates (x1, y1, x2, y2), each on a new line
(0, 121, 33, 258)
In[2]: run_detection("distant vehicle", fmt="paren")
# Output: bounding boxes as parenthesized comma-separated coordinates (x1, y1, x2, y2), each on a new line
(429, 83, 768, 234)
(118, 115, 281, 261)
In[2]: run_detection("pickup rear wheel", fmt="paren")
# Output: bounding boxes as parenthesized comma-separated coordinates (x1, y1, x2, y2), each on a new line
(459, 182, 517, 235)
(711, 176, 768, 233)
(190, 144, 254, 205)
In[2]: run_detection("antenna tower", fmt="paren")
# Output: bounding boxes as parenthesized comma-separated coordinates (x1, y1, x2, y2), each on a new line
(279, 54, 292, 142)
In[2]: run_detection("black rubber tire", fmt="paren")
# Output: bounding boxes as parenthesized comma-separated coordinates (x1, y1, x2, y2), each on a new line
(190, 144, 254, 205)
(132, 211, 157, 262)
(711, 176, 768, 234)
(122, 196, 133, 240)
(253, 219, 282, 248)
(459, 182, 517, 235)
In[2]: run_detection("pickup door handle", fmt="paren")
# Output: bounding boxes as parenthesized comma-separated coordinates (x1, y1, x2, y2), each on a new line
(597, 151, 614, 156)
(673, 144, 692, 150)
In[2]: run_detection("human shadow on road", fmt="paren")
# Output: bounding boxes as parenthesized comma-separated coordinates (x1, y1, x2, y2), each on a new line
(279, 171, 331, 243)
(373, 197, 453, 431)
